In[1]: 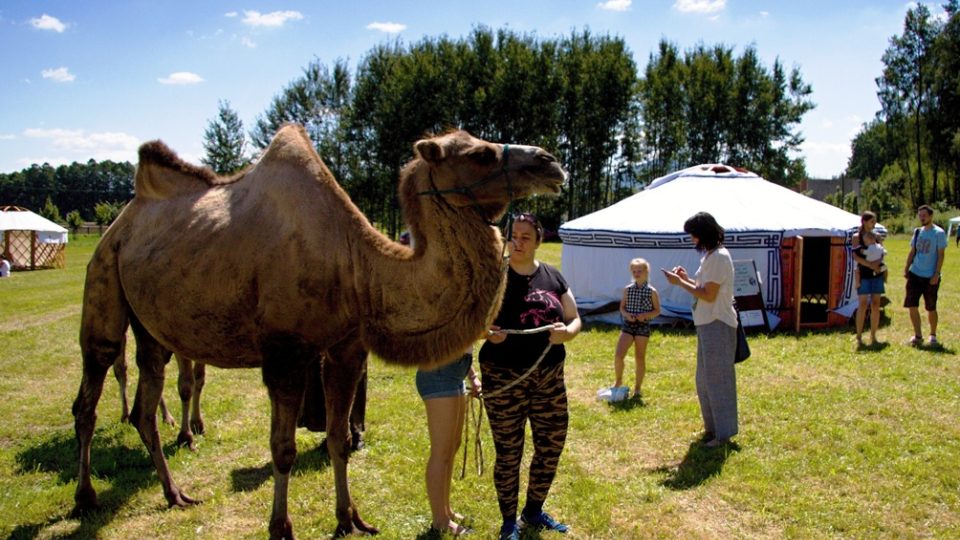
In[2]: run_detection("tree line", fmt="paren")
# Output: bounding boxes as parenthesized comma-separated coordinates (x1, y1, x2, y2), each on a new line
(2, 27, 814, 235)
(847, 1, 960, 218)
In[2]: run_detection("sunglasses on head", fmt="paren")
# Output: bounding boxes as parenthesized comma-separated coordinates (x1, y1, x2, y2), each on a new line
(514, 213, 539, 226)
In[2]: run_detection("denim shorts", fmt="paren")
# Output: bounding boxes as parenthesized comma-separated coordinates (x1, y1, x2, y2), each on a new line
(857, 276, 885, 295)
(416, 353, 471, 400)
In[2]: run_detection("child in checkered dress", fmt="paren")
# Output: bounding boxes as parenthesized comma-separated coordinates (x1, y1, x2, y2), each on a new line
(613, 258, 660, 398)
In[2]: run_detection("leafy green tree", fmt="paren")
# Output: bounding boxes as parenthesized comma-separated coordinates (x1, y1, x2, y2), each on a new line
(877, 3, 939, 205)
(94, 201, 123, 229)
(933, 0, 960, 204)
(638, 40, 812, 186)
(202, 100, 250, 175)
(40, 196, 62, 224)
(65, 210, 84, 236)
(847, 119, 893, 182)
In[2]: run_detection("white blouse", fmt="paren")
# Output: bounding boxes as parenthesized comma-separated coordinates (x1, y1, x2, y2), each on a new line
(692, 246, 738, 328)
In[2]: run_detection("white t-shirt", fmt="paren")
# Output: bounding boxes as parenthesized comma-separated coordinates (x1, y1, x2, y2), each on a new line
(0, 259, 10, 277)
(864, 243, 886, 263)
(692, 246, 737, 328)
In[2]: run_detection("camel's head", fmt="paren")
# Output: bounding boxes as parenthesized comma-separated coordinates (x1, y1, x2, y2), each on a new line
(412, 130, 567, 220)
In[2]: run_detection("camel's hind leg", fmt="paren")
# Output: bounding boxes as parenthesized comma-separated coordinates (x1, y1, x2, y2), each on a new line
(73, 244, 130, 513)
(174, 354, 199, 450)
(128, 316, 198, 508)
(113, 354, 130, 423)
(190, 361, 206, 435)
(323, 334, 378, 536)
(115, 345, 175, 426)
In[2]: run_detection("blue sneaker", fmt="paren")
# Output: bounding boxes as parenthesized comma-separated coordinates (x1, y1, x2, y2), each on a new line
(499, 521, 520, 540)
(520, 511, 569, 533)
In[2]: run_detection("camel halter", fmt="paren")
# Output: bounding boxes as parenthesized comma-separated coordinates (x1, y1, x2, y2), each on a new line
(417, 144, 515, 227)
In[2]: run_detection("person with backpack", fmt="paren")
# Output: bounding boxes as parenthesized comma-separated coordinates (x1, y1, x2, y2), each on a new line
(904, 205, 947, 347)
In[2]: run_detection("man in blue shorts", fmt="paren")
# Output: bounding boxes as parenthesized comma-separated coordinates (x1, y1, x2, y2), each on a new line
(903, 205, 947, 346)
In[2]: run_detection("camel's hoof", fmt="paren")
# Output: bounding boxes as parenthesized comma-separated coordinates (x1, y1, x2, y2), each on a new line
(269, 516, 295, 540)
(176, 431, 196, 451)
(190, 419, 205, 435)
(162, 414, 177, 427)
(120, 413, 130, 424)
(167, 490, 201, 508)
(71, 486, 100, 517)
(333, 515, 378, 537)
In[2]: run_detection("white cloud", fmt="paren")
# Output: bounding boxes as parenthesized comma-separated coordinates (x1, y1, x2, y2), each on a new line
(225, 11, 238, 18)
(241, 36, 257, 48)
(41, 66, 75, 83)
(21, 128, 141, 165)
(0, 134, 16, 141)
(30, 14, 66, 32)
(760, 11, 769, 18)
(157, 72, 204, 85)
(598, 0, 631, 11)
(242, 10, 303, 28)
(801, 140, 851, 177)
(367, 21, 407, 33)
(674, 0, 726, 14)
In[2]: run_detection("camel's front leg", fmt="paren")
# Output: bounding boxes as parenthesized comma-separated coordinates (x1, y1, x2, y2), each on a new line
(262, 336, 313, 540)
(324, 335, 379, 536)
(129, 318, 197, 508)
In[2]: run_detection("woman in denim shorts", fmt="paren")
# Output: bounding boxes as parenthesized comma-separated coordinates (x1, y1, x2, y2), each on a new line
(416, 348, 480, 536)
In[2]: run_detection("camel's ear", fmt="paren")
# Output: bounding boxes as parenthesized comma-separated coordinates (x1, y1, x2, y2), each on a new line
(415, 139, 445, 163)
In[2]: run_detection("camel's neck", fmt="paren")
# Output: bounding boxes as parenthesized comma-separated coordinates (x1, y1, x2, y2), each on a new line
(357, 163, 507, 367)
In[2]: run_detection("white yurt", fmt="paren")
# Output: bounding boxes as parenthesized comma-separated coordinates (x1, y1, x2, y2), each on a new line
(559, 165, 881, 331)
(0, 206, 69, 270)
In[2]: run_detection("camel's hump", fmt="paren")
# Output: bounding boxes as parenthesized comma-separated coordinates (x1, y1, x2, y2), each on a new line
(133, 124, 327, 201)
(133, 140, 230, 200)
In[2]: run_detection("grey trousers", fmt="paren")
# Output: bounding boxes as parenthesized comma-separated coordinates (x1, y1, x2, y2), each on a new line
(695, 320, 739, 439)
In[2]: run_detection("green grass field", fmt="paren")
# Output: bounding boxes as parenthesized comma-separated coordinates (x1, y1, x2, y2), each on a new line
(0, 234, 957, 539)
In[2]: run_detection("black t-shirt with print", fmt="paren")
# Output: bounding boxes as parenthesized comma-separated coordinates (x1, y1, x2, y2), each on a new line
(479, 263, 569, 370)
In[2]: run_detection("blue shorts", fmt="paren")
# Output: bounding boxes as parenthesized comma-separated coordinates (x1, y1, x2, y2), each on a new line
(857, 276, 885, 295)
(416, 353, 471, 400)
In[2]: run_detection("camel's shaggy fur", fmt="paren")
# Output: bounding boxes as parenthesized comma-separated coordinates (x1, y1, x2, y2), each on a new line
(72, 124, 565, 539)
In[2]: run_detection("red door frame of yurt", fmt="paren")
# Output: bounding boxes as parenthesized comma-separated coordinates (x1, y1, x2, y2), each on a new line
(779, 235, 849, 332)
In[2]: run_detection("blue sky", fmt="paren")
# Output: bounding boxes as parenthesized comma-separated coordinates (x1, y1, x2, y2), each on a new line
(0, 1, 937, 178)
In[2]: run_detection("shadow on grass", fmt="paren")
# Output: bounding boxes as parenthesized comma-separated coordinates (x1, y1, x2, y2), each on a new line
(608, 394, 646, 411)
(856, 341, 891, 353)
(12, 427, 174, 539)
(230, 437, 334, 492)
(915, 343, 956, 355)
(656, 438, 741, 490)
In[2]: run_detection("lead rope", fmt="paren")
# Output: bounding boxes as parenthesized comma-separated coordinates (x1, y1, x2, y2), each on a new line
(459, 325, 555, 479)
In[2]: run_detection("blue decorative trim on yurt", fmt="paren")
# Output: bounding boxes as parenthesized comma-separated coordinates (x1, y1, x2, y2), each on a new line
(559, 228, 784, 309)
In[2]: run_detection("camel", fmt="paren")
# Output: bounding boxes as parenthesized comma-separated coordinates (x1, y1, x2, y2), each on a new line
(72, 124, 566, 539)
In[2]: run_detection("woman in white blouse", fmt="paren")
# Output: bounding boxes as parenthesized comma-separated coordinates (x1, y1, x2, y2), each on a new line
(662, 212, 739, 447)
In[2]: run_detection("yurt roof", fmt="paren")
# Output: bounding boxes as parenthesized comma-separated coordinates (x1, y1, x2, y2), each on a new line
(0, 206, 68, 234)
(561, 164, 866, 239)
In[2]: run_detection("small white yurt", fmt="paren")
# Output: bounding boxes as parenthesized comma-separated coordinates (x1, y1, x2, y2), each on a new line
(559, 165, 879, 331)
(0, 206, 69, 270)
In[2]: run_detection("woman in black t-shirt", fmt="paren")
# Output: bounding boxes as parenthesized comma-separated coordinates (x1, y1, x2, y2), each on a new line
(479, 213, 581, 540)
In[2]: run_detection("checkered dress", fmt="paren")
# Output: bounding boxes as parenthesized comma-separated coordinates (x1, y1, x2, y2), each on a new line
(623, 281, 654, 336)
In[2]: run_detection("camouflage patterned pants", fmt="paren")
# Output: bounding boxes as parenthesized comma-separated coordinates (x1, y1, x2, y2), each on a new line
(480, 361, 568, 520)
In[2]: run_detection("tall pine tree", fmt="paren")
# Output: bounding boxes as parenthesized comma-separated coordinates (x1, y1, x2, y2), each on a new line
(202, 100, 249, 175)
